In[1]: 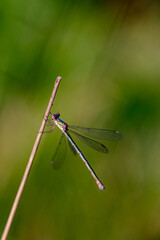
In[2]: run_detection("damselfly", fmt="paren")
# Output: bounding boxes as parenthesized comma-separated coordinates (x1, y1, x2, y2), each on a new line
(45, 113, 123, 190)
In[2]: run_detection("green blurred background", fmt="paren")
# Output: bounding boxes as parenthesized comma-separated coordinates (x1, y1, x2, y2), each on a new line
(1, 0, 160, 239)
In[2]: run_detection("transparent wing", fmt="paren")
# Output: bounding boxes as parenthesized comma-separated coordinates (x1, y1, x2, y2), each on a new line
(67, 138, 77, 155)
(69, 125, 123, 141)
(69, 129, 109, 153)
(51, 133, 67, 169)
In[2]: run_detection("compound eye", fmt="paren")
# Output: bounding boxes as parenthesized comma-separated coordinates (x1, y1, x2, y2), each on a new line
(52, 113, 60, 120)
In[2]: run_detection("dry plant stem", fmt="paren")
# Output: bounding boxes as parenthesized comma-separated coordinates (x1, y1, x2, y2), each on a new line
(1, 76, 62, 240)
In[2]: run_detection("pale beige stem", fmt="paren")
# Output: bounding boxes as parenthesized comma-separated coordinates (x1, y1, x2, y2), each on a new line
(1, 76, 62, 240)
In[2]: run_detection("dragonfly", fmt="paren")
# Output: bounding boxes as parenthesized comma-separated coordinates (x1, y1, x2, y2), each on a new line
(45, 113, 123, 190)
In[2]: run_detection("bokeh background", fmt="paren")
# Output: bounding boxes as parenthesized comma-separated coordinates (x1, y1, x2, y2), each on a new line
(1, 0, 160, 239)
